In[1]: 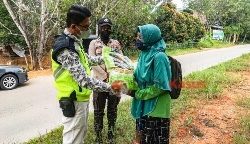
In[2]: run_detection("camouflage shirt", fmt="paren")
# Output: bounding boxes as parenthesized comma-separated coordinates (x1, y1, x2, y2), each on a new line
(56, 29, 111, 92)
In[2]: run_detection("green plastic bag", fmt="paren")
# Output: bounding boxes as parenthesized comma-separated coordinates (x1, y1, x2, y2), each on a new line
(102, 46, 138, 90)
(102, 46, 117, 70)
(108, 69, 138, 90)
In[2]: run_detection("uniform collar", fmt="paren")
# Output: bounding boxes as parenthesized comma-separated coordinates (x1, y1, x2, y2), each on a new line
(64, 28, 82, 43)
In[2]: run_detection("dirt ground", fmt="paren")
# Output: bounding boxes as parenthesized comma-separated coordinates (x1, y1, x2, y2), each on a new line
(28, 69, 52, 79)
(171, 71, 250, 144)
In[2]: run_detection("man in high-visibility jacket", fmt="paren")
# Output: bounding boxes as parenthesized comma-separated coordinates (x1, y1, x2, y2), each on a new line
(51, 5, 119, 144)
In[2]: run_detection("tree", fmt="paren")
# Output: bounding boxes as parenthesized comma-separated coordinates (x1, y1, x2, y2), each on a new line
(155, 3, 205, 43)
(1, 0, 155, 69)
(59, 0, 153, 49)
(187, 0, 250, 43)
(3, 0, 60, 70)
(0, 1, 24, 45)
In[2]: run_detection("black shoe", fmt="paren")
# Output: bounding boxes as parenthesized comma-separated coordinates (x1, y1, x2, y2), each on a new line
(107, 139, 114, 144)
(95, 138, 103, 144)
(95, 133, 103, 144)
(107, 130, 115, 144)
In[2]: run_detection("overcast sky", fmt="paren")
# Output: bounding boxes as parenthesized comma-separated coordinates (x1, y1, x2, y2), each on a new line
(172, 0, 185, 9)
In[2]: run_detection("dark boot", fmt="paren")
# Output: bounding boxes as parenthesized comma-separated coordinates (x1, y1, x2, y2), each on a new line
(94, 108, 105, 144)
(107, 94, 120, 144)
(93, 92, 108, 144)
(107, 126, 115, 144)
(95, 132, 103, 144)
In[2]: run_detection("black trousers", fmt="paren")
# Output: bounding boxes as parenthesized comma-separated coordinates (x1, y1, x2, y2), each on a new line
(136, 116, 170, 144)
(93, 91, 121, 135)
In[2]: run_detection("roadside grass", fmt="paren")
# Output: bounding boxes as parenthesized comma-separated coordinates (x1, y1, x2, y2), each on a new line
(26, 53, 250, 144)
(197, 38, 232, 48)
(26, 101, 134, 144)
(167, 47, 203, 56)
(222, 54, 250, 72)
(234, 96, 250, 144)
(237, 98, 250, 109)
(167, 40, 233, 56)
(233, 114, 250, 144)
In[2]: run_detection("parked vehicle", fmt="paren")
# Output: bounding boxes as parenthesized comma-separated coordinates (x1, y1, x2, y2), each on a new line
(0, 65, 28, 90)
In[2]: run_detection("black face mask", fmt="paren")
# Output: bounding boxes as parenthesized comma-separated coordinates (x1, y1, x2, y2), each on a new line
(135, 39, 147, 50)
(100, 31, 111, 41)
(135, 37, 163, 51)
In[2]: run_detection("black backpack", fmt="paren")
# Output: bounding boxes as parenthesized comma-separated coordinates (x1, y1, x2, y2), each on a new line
(168, 56, 182, 99)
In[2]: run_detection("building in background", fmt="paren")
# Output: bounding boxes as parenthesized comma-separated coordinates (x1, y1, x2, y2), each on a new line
(211, 25, 224, 40)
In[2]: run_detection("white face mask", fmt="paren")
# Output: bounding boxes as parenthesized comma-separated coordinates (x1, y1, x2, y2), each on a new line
(77, 26, 90, 39)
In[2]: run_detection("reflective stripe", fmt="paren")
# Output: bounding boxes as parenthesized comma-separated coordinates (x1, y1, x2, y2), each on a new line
(79, 45, 90, 69)
(54, 65, 64, 80)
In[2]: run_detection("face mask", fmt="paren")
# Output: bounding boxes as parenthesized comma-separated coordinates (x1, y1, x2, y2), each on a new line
(100, 31, 111, 41)
(135, 39, 146, 50)
(77, 26, 90, 39)
(80, 29, 90, 39)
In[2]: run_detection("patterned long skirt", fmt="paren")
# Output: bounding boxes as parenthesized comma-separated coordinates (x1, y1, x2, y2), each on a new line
(136, 116, 170, 144)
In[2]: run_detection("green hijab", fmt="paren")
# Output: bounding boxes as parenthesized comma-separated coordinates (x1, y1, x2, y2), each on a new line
(132, 24, 171, 118)
(134, 24, 171, 90)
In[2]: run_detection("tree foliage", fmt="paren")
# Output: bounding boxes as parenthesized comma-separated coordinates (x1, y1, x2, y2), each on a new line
(155, 3, 205, 43)
(0, 1, 24, 45)
(1, 0, 208, 69)
(188, 0, 250, 43)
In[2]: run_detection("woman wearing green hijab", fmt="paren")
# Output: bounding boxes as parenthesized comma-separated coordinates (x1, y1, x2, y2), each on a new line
(132, 24, 172, 144)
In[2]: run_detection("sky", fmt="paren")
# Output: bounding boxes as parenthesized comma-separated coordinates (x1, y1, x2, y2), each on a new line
(172, 0, 185, 9)
(151, 0, 186, 13)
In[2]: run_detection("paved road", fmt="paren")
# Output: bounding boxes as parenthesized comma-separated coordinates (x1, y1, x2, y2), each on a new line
(0, 44, 250, 143)
(178, 45, 250, 76)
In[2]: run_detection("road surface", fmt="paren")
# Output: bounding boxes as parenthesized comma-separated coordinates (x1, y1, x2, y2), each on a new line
(0, 44, 250, 143)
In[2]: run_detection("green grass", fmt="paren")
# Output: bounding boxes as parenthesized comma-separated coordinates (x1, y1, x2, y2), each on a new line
(234, 133, 250, 144)
(241, 116, 250, 133)
(25, 101, 135, 144)
(184, 116, 194, 127)
(84, 101, 135, 144)
(222, 54, 250, 72)
(197, 38, 233, 48)
(169, 54, 249, 119)
(168, 39, 233, 56)
(167, 47, 203, 56)
(237, 97, 250, 109)
(26, 53, 250, 144)
(26, 128, 63, 144)
(234, 93, 250, 144)
(233, 115, 250, 144)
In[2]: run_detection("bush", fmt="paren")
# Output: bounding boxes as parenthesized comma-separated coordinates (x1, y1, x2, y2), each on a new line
(155, 3, 205, 43)
(197, 36, 230, 48)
